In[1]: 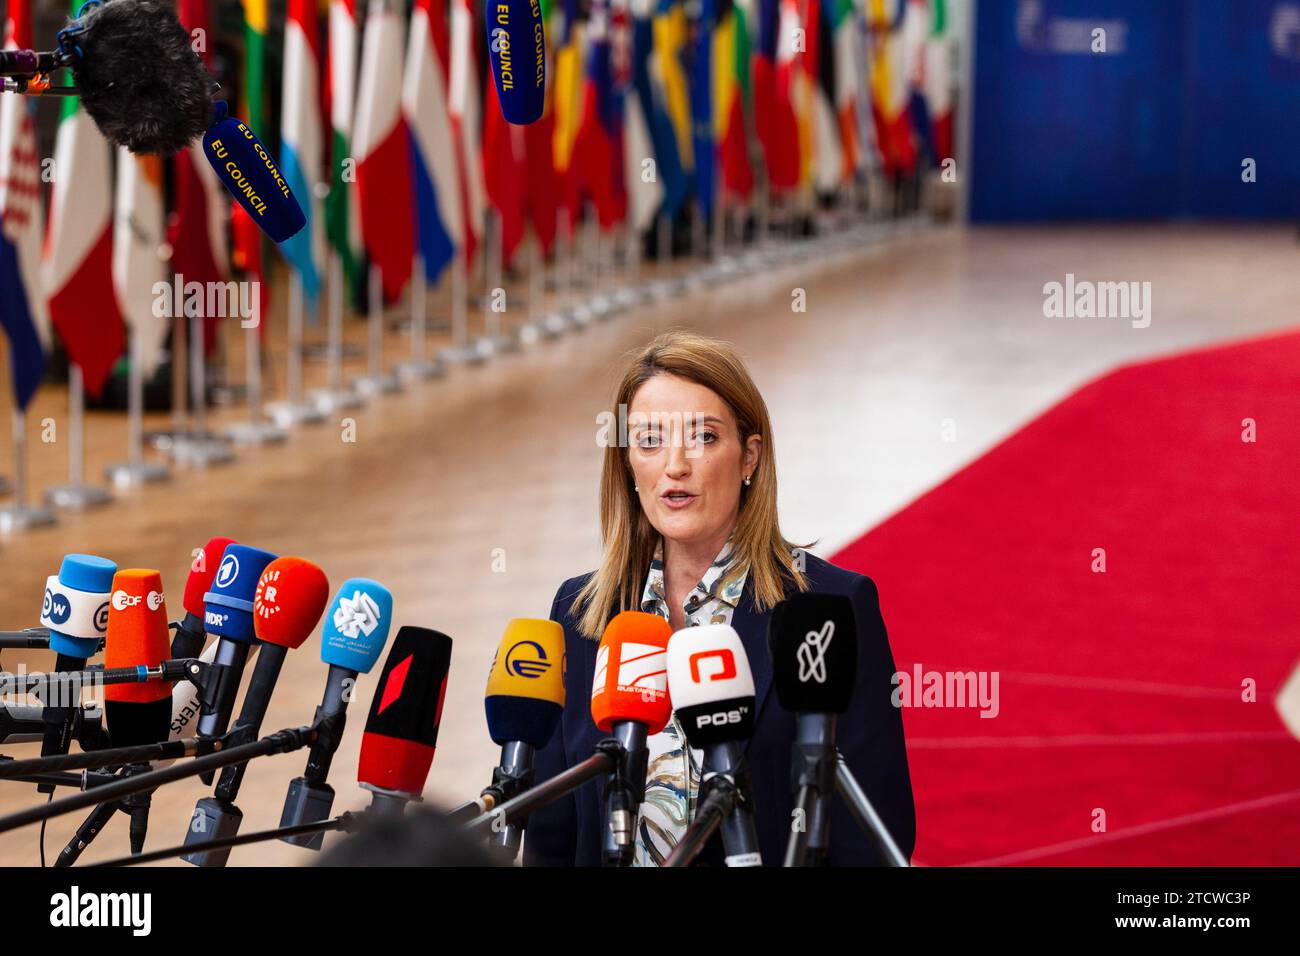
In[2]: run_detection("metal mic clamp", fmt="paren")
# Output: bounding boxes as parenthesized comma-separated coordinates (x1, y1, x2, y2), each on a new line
(598, 732, 646, 867)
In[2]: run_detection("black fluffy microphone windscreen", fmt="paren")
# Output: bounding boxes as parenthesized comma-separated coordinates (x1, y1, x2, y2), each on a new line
(768, 593, 859, 714)
(67, 0, 213, 155)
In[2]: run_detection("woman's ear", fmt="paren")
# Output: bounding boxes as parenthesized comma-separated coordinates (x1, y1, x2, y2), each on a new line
(743, 433, 762, 478)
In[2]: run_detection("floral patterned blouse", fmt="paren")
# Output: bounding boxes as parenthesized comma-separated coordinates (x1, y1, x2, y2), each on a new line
(634, 535, 748, 866)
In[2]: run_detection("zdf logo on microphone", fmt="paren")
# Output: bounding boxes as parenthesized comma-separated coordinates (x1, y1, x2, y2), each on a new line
(112, 590, 164, 611)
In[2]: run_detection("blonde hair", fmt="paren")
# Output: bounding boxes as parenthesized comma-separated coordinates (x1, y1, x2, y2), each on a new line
(573, 330, 809, 638)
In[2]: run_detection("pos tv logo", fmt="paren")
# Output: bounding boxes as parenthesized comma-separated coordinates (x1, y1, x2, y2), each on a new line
(688, 648, 737, 683)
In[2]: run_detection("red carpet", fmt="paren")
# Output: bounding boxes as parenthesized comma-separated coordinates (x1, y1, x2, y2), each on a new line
(831, 330, 1300, 865)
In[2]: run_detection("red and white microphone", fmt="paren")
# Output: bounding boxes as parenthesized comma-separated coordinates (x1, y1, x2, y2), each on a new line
(590, 611, 673, 866)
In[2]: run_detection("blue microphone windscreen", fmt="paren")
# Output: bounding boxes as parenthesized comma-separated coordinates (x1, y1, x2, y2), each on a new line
(202, 101, 306, 243)
(204, 544, 278, 642)
(320, 578, 393, 674)
(486, 0, 546, 125)
(58, 554, 117, 593)
(485, 694, 563, 749)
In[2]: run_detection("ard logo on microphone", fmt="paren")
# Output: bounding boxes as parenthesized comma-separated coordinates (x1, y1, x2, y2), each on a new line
(215, 553, 241, 589)
(505, 640, 553, 679)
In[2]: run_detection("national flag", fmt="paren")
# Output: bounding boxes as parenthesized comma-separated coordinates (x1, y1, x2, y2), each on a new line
(0, 0, 49, 409)
(714, 0, 754, 201)
(353, 0, 414, 301)
(483, 77, 528, 264)
(233, 0, 270, 323)
(325, 0, 364, 300)
(42, 0, 124, 399)
(924, 0, 954, 162)
(112, 151, 167, 378)
(622, 0, 665, 232)
(449, 0, 487, 267)
(690, 0, 716, 215)
(867, 0, 918, 176)
(279, 0, 326, 304)
(769, 0, 805, 192)
(169, 0, 230, 358)
(403, 0, 460, 283)
(653, 0, 694, 180)
(550, 0, 584, 234)
(573, 0, 623, 228)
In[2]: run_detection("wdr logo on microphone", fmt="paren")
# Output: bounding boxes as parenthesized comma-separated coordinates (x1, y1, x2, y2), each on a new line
(49, 886, 152, 936)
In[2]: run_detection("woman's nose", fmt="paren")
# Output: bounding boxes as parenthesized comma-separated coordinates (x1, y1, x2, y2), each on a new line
(665, 442, 691, 478)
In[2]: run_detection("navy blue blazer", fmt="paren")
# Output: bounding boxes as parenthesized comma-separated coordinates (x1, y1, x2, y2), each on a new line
(522, 552, 916, 866)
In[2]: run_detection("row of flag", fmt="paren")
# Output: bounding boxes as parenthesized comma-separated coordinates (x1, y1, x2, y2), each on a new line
(0, 0, 957, 415)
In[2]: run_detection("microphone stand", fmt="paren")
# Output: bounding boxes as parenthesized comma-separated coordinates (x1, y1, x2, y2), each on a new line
(784, 713, 837, 867)
(663, 774, 740, 867)
(464, 742, 621, 835)
(834, 751, 909, 867)
(0, 723, 323, 835)
(56, 763, 157, 866)
(94, 812, 368, 867)
(600, 724, 650, 867)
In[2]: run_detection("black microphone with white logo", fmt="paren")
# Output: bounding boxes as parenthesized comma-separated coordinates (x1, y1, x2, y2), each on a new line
(768, 591, 858, 867)
(664, 624, 762, 867)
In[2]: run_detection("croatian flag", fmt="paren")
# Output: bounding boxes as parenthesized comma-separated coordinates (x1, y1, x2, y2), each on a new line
(279, 0, 325, 304)
(0, 0, 50, 409)
(402, 0, 459, 285)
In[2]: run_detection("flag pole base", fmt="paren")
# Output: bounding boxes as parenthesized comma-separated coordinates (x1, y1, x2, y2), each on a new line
(539, 312, 574, 337)
(351, 373, 403, 397)
(167, 438, 236, 468)
(0, 504, 57, 534)
(264, 401, 328, 429)
(0, 476, 10, 496)
(45, 484, 113, 511)
(438, 343, 491, 366)
(223, 422, 289, 447)
(104, 460, 171, 488)
(308, 388, 366, 415)
(395, 359, 445, 383)
(474, 334, 521, 358)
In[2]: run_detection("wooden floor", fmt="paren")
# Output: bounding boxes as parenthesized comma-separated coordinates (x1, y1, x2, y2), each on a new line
(0, 221, 1296, 865)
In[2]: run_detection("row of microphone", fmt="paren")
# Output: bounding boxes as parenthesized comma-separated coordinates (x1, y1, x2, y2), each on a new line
(2, 533, 896, 866)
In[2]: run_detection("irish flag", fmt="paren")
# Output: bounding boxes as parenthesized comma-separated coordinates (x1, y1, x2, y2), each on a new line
(42, 0, 124, 398)
(279, 0, 325, 304)
(325, 0, 363, 300)
(403, 0, 460, 285)
(353, 0, 413, 301)
(112, 152, 167, 377)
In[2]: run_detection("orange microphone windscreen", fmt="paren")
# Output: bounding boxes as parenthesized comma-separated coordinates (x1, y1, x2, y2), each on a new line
(590, 611, 673, 733)
(105, 569, 171, 704)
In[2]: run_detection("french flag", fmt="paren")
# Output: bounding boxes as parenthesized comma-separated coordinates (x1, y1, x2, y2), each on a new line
(0, 0, 49, 409)
(353, 0, 414, 301)
(402, 0, 459, 286)
(279, 0, 325, 304)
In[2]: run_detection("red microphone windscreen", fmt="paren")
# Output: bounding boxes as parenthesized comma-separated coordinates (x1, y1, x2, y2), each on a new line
(590, 611, 673, 733)
(254, 557, 329, 649)
(105, 569, 171, 704)
(183, 536, 237, 617)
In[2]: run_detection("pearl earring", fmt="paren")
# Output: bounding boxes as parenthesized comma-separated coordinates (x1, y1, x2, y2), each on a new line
(743, 475, 752, 486)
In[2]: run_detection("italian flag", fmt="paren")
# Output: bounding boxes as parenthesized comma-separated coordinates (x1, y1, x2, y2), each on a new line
(42, 0, 124, 398)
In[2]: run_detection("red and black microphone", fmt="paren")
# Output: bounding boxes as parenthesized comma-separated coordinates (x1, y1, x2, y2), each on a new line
(768, 592, 859, 867)
(57, 569, 174, 865)
(356, 626, 453, 813)
(182, 557, 329, 867)
(590, 611, 673, 867)
(172, 536, 237, 659)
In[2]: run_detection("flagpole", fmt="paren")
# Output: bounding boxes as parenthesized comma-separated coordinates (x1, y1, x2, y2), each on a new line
(267, 274, 327, 427)
(171, 308, 234, 467)
(45, 364, 112, 510)
(224, 292, 286, 445)
(353, 265, 403, 394)
(0, 407, 55, 533)
(105, 326, 171, 488)
(440, 247, 484, 364)
(519, 229, 545, 343)
(397, 255, 444, 380)
(541, 206, 573, 337)
(477, 210, 519, 354)
(309, 251, 364, 414)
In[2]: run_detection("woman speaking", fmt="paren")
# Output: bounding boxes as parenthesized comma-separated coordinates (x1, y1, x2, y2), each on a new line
(524, 331, 915, 866)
